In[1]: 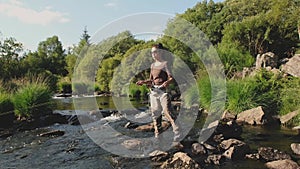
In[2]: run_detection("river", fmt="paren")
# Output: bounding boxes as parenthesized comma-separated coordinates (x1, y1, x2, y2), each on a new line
(0, 96, 299, 169)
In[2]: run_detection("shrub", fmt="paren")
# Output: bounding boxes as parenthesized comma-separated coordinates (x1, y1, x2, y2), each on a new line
(279, 76, 300, 116)
(184, 72, 226, 111)
(184, 84, 200, 108)
(58, 81, 72, 94)
(278, 76, 300, 126)
(217, 42, 254, 78)
(129, 83, 149, 99)
(23, 71, 58, 92)
(13, 84, 52, 118)
(0, 92, 14, 114)
(197, 75, 212, 110)
(94, 84, 101, 92)
(73, 82, 94, 95)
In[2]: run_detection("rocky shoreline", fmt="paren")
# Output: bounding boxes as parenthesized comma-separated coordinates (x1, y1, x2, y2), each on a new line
(119, 110, 300, 169)
(1, 106, 300, 169)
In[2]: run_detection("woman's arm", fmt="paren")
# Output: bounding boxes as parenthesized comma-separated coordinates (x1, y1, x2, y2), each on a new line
(136, 79, 152, 86)
(137, 64, 153, 86)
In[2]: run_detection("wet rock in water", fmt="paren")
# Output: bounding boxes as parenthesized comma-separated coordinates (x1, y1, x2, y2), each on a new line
(0, 130, 13, 138)
(220, 138, 250, 160)
(265, 159, 300, 169)
(258, 147, 291, 162)
(110, 156, 153, 169)
(41, 113, 68, 125)
(201, 119, 242, 146)
(221, 110, 236, 122)
(160, 152, 201, 169)
(134, 123, 154, 132)
(124, 122, 138, 129)
(149, 150, 169, 162)
(191, 143, 206, 155)
(292, 126, 300, 135)
(134, 121, 170, 132)
(219, 138, 246, 150)
(290, 143, 300, 155)
(279, 110, 300, 125)
(122, 139, 142, 150)
(245, 153, 260, 160)
(63, 114, 99, 125)
(205, 154, 226, 165)
(202, 142, 217, 152)
(214, 120, 243, 140)
(66, 115, 80, 125)
(38, 130, 65, 137)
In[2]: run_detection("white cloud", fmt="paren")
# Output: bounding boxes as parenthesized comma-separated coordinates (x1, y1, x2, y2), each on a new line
(9, 0, 23, 6)
(104, 2, 117, 7)
(0, 0, 70, 26)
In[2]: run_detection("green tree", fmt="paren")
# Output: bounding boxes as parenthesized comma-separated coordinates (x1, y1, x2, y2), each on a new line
(0, 37, 23, 80)
(74, 31, 141, 93)
(221, 0, 300, 57)
(66, 27, 91, 78)
(179, 0, 224, 45)
(111, 42, 152, 95)
(36, 36, 67, 76)
(97, 56, 121, 91)
(23, 36, 67, 77)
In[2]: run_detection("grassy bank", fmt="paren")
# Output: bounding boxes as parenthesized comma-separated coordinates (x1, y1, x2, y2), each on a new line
(0, 76, 53, 122)
(185, 69, 300, 126)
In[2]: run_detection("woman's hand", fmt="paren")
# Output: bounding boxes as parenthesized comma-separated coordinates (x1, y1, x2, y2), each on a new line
(161, 81, 169, 88)
(161, 77, 173, 88)
(136, 80, 144, 86)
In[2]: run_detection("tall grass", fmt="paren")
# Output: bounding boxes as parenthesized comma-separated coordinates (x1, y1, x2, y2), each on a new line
(226, 79, 258, 114)
(13, 83, 53, 118)
(0, 75, 54, 120)
(279, 76, 300, 126)
(226, 70, 281, 115)
(184, 73, 226, 111)
(0, 92, 14, 115)
(187, 69, 285, 116)
(279, 76, 300, 115)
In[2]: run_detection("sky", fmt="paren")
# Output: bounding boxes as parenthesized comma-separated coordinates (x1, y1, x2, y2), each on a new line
(0, 0, 223, 52)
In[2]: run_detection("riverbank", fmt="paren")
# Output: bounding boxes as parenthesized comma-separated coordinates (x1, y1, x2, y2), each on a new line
(1, 107, 300, 169)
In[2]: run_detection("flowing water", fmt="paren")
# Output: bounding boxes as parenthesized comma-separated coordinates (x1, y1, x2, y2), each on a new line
(0, 96, 299, 169)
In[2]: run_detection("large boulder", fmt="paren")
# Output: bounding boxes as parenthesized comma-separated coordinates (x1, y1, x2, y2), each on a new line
(258, 147, 291, 162)
(290, 143, 300, 155)
(219, 138, 250, 160)
(191, 143, 207, 155)
(236, 106, 266, 125)
(265, 159, 300, 169)
(280, 109, 299, 124)
(281, 54, 300, 77)
(160, 152, 201, 169)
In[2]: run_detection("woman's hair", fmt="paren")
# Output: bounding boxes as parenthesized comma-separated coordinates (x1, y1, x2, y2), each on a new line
(152, 43, 174, 65)
(152, 43, 164, 49)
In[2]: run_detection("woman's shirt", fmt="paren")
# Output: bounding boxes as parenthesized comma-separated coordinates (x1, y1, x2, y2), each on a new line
(150, 61, 172, 85)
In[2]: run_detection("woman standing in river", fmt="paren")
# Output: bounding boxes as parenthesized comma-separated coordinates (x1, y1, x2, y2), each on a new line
(136, 43, 183, 149)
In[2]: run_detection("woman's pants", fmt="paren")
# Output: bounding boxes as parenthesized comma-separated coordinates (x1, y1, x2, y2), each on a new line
(149, 90, 180, 142)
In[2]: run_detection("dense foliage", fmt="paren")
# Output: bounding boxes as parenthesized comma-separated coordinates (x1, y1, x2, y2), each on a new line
(0, 0, 299, 124)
